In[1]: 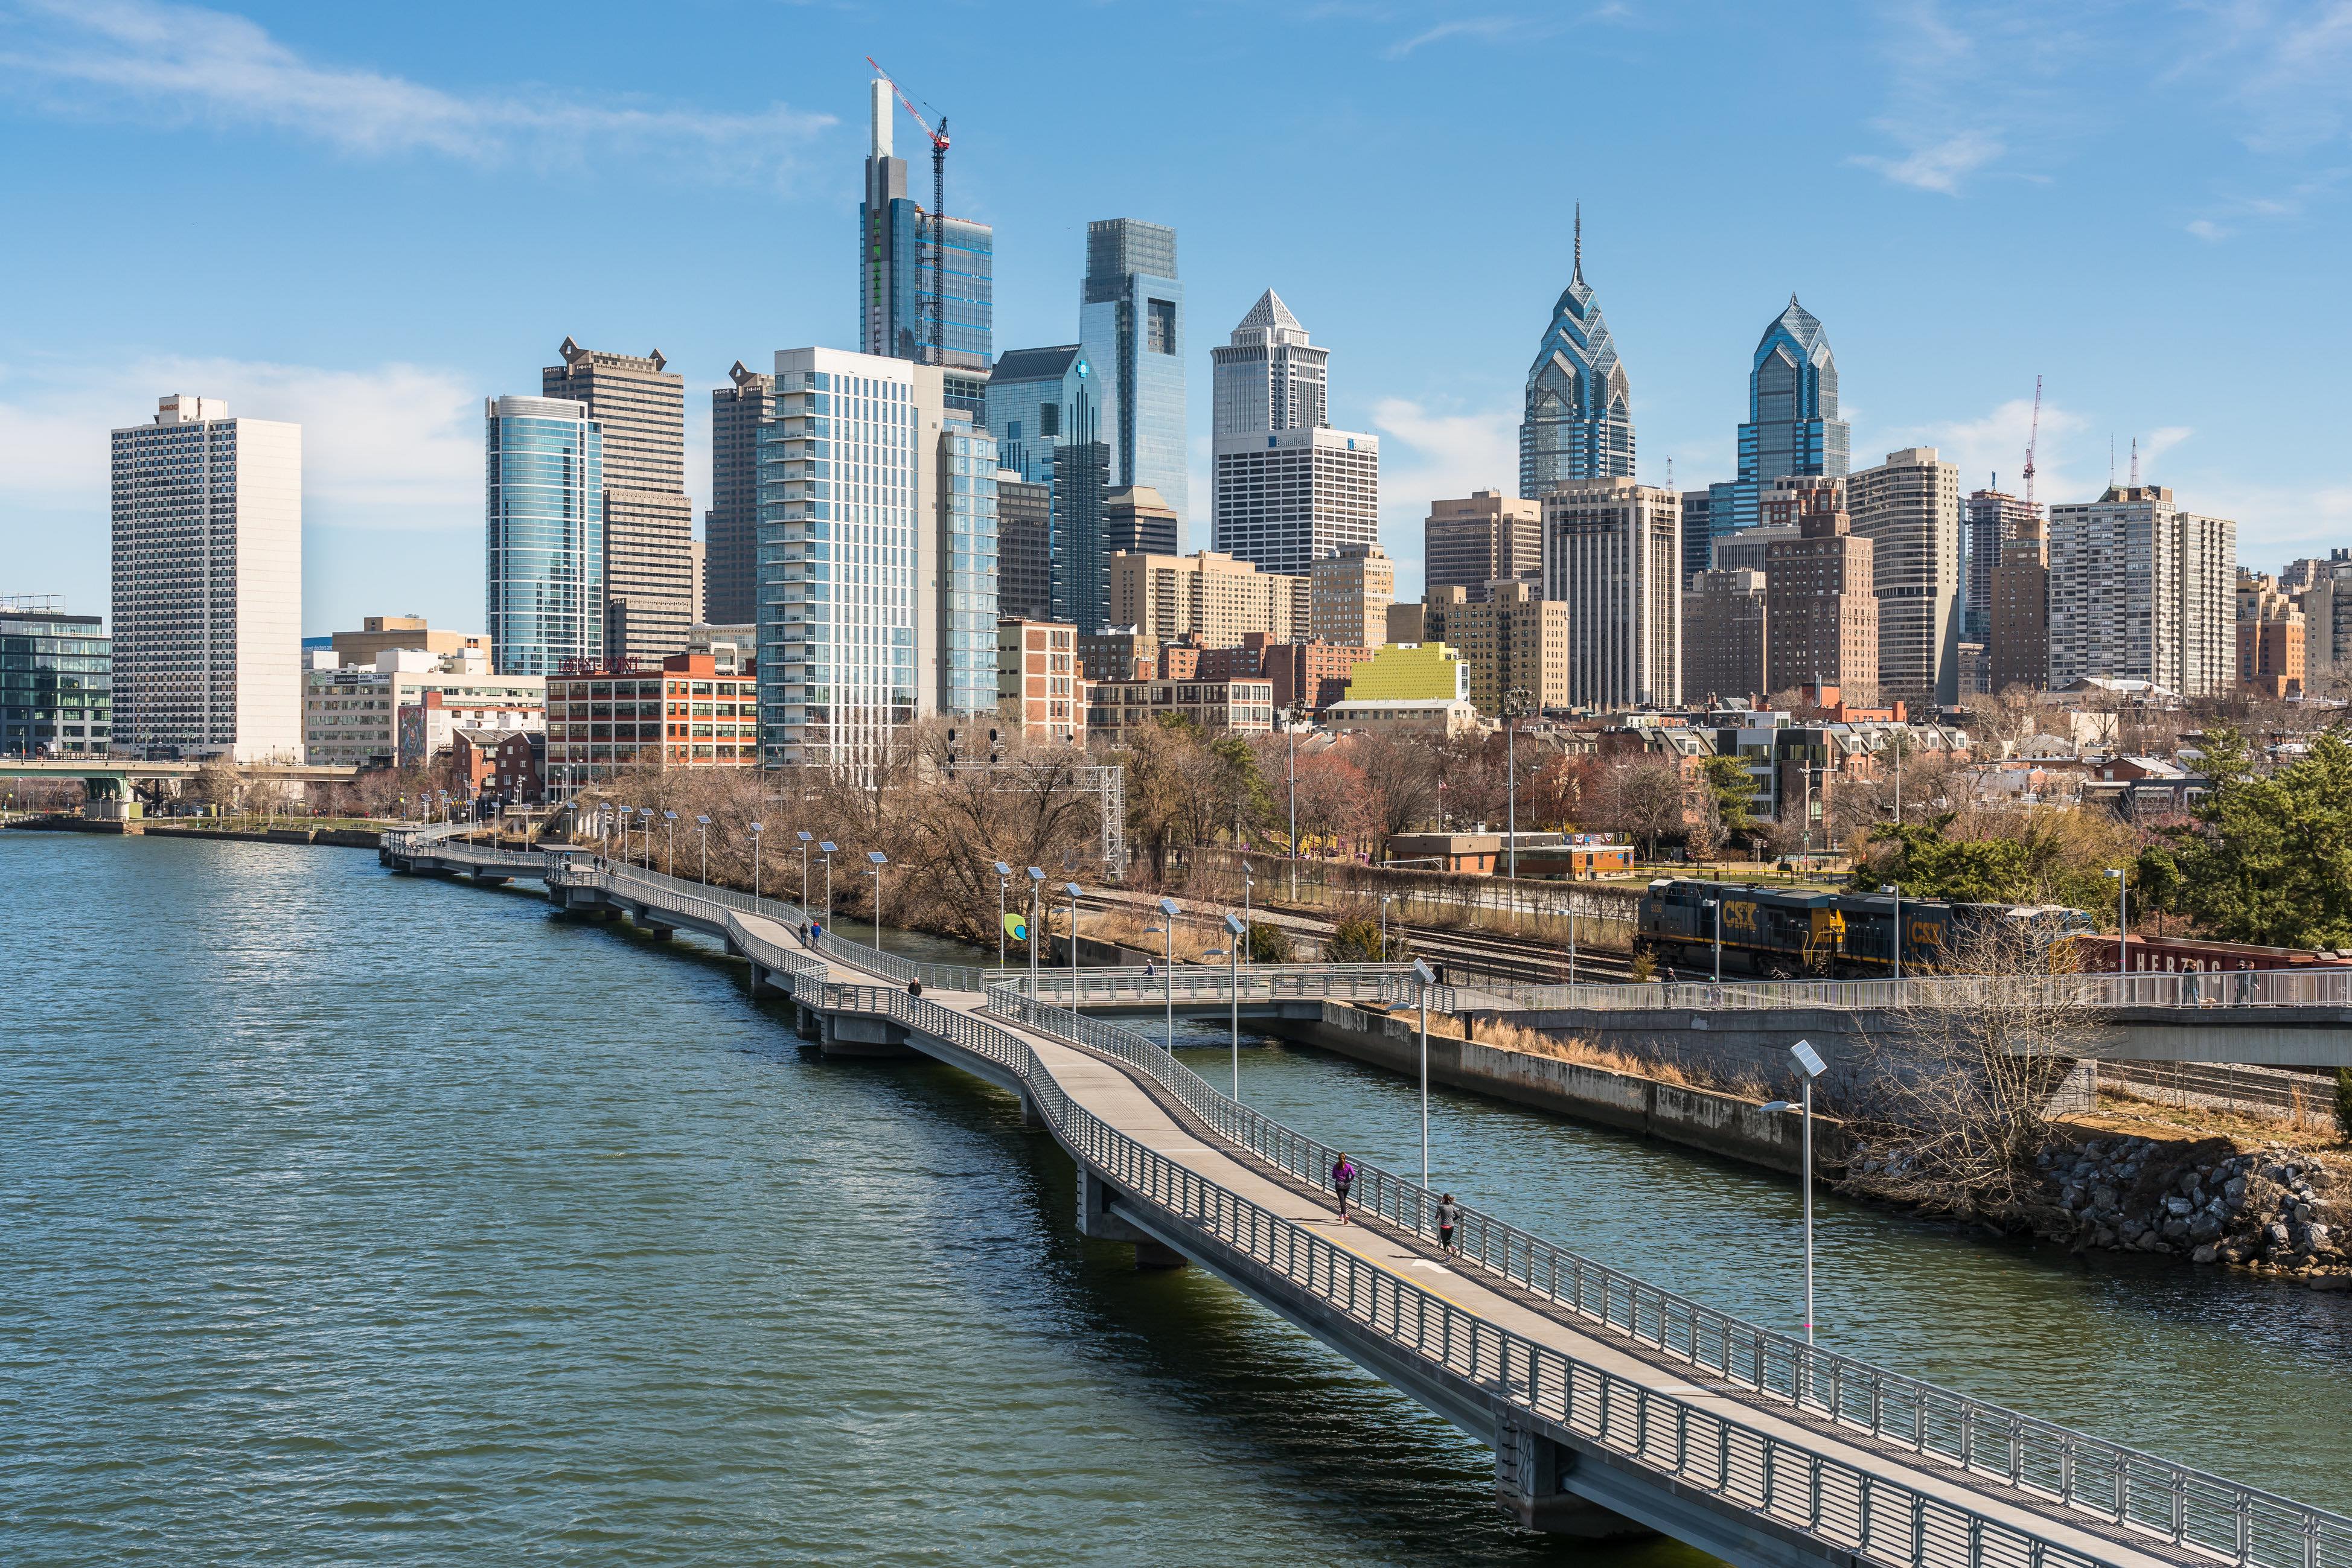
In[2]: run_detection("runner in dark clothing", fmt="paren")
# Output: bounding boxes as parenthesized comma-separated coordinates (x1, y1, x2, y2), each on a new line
(1331, 1154, 1358, 1223)
(1434, 1193, 1460, 1255)
(907, 978, 923, 998)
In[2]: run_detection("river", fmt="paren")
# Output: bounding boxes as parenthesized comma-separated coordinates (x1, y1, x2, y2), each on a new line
(4, 832, 2348, 1566)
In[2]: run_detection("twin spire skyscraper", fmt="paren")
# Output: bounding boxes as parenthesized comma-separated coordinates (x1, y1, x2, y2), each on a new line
(1518, 208, 1635, 493)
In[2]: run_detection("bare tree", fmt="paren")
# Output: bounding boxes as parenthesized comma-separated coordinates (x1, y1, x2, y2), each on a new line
(1844, 920, 2106, 1226)
(1596, 755, 1689, 861)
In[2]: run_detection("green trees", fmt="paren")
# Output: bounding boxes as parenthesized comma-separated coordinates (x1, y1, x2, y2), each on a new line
(1853, 808, 2135, 914)
(2159, 731, 2352, 949)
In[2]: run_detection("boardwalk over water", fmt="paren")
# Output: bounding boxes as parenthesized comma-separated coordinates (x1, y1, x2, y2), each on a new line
(386, 833, 2352, 1567)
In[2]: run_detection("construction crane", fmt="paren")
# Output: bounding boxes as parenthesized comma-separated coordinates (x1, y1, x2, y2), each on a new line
(866, 56, 950, 367)
(2021, 374, 2042, 508)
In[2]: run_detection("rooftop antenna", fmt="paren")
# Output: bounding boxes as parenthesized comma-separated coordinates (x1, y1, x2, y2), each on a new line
(2021, 374, 2041, 508)
(2109, 435, 2116, 489)
(1666, 455, 1675, 488)
(2129, 436, 2140, 488)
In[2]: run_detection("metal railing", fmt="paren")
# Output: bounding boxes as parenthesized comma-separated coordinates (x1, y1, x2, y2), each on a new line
(1018, 963, 1426, 1005)
(567, 856, 2351, 1568)
(1475, 969, 2352, 1016)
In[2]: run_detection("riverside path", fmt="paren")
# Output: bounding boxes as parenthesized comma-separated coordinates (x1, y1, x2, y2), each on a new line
(381, 833, 2351, 1568)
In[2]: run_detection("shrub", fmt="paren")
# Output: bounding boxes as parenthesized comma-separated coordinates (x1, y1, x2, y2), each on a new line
(1244, 920, 1293, 963)
(1323, 916, 1409, 963)
(2334, 1068, 2352, 1143)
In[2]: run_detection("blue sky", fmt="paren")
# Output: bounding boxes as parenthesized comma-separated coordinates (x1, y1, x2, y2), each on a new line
(2, 0, 2348, 636)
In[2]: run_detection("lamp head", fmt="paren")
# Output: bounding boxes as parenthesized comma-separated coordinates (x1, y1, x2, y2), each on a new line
(1157, 897, 1181, 917)
(1064, 882, 1082, 899)
(867, 850, 888, 865)
(797, 830, 812, 843)
(1790, 1039, 1826, 1079)
(994, 860, 1012, 877)
(820, 841, 837, 854)
(1027, 865, 1046, 883)
(1223, 913, 1247, 936)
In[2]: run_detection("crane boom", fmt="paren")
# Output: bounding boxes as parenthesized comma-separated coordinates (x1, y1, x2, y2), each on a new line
(2022, 374, 2042, 508)
(866, 56, 948, 151)
(866, 56, 951, 366)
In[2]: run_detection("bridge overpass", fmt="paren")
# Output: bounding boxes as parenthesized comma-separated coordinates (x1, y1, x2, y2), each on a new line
(0, 756, 361, 802)
(383, 832, 2351, 1567)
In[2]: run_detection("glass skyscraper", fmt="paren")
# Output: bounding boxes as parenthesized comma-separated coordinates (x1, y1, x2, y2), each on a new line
(858, 80, 992, 416)
(1078, 218, 1187, 526)
(485, 395, 605, 676)
(1707, 296, 1850, 549)
(936, 419, 1000, 716)
(1518, 213, 1634, 496)
(0, 602, 109, 756)
(982, 346, 1108, 629)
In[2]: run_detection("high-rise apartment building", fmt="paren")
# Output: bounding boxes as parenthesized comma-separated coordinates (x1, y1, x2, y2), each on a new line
(2048, 485, 2237, 697)
(936, 416, 1002, 717)
(110, 394, 302, 760)
(1105, 486, 1180, 559)
(1679, 489, 1716, 588)
(1988, 511, 2050, 695)
(983, 345, 1107, 629)
(2290, 550, 2352, 683)
(1079, 218, 1187, 523)
(1541, 478, 1681, 710)
(706, 361, 774, 626)
(1519, 215, 1634, 497)
(2235, 570, 2306, 700)
(1963, 486, 2039, 642)
(1682, 569, 1769, 702)
(1762, 478, 1877, 700)
(543, 339, 694, 667)
(995, 470, 1053, 623)
(1425, 491, 1541, 602)
(1309, 543, 1395, 647)
(0, 601, 110, 756)
(1705, 296, 1851, 546)
(1424, 581, 1571, 713)
(1105, 550, 1305, 648)
(1211, 289, 1327, 435)
(858, 80, 992, 417)
(486, 395, 605, 677)
(1846, 446, 1961, 708)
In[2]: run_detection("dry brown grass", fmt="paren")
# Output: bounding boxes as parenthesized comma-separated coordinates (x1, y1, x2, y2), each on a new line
(1088, 908, 1224, 963)
(1387, 1012, 1767, 1098)
(2059, 1086, 2347, 1152)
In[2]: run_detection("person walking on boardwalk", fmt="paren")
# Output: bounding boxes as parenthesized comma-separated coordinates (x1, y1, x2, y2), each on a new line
(1331, 1153, 1358, 1223)
(907, 978, 923, 998)
(1434, 1193, 1460, 1256)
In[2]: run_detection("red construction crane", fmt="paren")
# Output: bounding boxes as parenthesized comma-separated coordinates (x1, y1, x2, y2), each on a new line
(2022, 374, 2042, 508)
(868, 56, 950, 366)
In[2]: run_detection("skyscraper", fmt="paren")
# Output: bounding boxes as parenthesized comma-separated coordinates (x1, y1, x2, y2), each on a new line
(995, 470, 1053, 623)
(858, 80, 992, 418)
(543, 339, 694, 668)
(1541, 478, 1682, 710)
(110, 394, 302, 760)
(1846, 446, 1961, 709)
(1964, 485, 2040, 642)
(2048, 485, 2237, 696)
(706, 361, 774, 626)
(983, 346, 1107, 629)
(1309, 543, 1395, 648)
(485, 395, 604, 677)
(1988, 510, 2050, 695)
(1210, 292, 1376, 577)
(1079, 218, 1187, 524)
(1425, 491, 1541, 602)
(1706, 296, 1852, 547)
(1682, 569, 1769, 702)
(1763, 477, 1877, 701)
(1519, 211, 1634, 497)
(756, 348, 997, 770)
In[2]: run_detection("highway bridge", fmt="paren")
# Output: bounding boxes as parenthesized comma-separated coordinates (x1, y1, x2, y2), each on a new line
(382, 830, 2352, 1567)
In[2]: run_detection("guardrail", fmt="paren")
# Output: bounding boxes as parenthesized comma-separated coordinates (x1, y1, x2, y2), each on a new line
(1018, 964, 1425, 1005)
(1476, 968, 2352, 1015)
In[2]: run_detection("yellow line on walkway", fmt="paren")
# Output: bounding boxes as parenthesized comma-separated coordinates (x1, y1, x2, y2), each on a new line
(1312, 1223, 1476, 1313)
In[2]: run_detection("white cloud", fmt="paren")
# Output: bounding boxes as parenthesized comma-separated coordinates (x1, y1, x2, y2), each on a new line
(1368, 398, 1520, 594)
(1849, 129, 2005, 196)
(0, 0, 831, 179)
(2187, 217, 2230, 241)
(1384, 15, 1536, 59)
(1867, 393, 2091, 503)
(0, 354, 481, 533)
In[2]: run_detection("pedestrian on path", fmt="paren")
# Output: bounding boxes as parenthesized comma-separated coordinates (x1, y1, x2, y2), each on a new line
(1434, 1193, 1460, 1255)
(907, 978, 923, 998)
(1331, 1154, 1357, 1223)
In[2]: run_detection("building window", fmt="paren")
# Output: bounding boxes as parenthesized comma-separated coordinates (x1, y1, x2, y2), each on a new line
(1148, 299, 1176, 355)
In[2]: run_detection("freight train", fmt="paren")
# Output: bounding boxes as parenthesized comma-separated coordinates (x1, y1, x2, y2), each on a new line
(1633, 879, 2098, 978)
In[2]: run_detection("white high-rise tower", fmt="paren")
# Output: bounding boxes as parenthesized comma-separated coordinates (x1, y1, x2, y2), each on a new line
(1209, 292, 1376, 578)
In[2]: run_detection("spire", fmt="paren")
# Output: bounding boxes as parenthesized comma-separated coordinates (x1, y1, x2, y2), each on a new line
(1574, 203, 1583, 284)
(2129, 436, 2140, 488)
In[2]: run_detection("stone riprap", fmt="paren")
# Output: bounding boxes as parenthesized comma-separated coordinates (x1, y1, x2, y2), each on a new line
(2034, 1137, 2347, 1286)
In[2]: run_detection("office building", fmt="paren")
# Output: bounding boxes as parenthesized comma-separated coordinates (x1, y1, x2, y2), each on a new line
(1763, 478, 1877, 700)
(0, 600, 109, 756)
(1425, 491, 1541, 602)
(485, 395, 605, 677)
(1219, 635, 1381, 716)
(1988, 511, 2050, 695)
(1957, 641, 1990, 698)
(1087, 675, 1274, 738)
(1424, 581, 1570, 713)
(1679, 489, 1716, 587)
(110, 394, 301, 760)
(1105, 486, 1180, 559)
(1846, 446, 1961, 708)
(1079, 218, 1186, 522)
(546, 651, 756, 789)
(1078, 629, 1160, 683)
(995, 470, 1053, 623)
(544, 339, 694, 667)
(1105, 549, 1306, 648)
(757, 347, 995, 768)
(1309, 543, 1394, 647)
(1963, 486, 2040, 642)
(997, 619, 1083, 743)
(983, 345, 1107, 629)
(1212, 288, 1327, 435)
(1210, 292, 1375, 576)
(1705, 296, 1851, 547)
(2237, 570, 2306, 700)
(1542, 478, 1682, 710)
(706, 361, 774, 625)
(1716, 522, 1798, 576)
(858, 78, 991, 415)
(687, 621, 756, 675)
(1682, 570, 1769, 702)
(1518, 213, 1634, 496)
(305, 652, 542, 768)
(330, 616, 489, 670)
(2048, 485, 2237, 698)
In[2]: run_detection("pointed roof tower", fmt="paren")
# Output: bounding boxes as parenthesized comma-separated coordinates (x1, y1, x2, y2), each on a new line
(1520, 206, 1635, 492)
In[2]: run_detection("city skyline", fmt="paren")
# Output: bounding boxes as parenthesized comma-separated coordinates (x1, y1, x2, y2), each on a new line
(2, 2, 2346, 634)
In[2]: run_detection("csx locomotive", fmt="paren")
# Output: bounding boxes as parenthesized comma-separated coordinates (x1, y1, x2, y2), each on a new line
(1634, 879, 2097, 978)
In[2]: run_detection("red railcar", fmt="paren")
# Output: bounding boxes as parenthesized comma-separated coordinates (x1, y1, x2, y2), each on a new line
(2071, 933, 2352, 974)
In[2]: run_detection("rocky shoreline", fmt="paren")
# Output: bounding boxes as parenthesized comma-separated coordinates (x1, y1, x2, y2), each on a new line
(2039, 1136, 2348, 1287)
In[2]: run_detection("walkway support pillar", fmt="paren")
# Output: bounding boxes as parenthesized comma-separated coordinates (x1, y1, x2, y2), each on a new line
(1076, 1169, 1187, 1269)
(1495, 1414, 1650, 1539)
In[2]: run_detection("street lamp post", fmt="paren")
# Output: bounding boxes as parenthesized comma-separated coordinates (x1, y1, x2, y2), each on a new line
(797, 831, 813, 911)
(1503, 687, 1531, 881)
(638, 808, 653, 867)
(2108, 867, 2129, 981)
(695, 815, 710, 885)
(1890, 881, 1903, 983)
(1413, 958, 1435, 1187)
(1028, 867, 1046, 998)
(1380, 893, 1394, 960)
(1067, 882, 1084, 995)
(1241, 868, 1254, 965)
(750, 822, 764, 902)
(1761, 1039, 1828, 1346)
(819, 842, 837, 924)
(1705, 897, 1722, 984)
(994, 861, 1013, 967)
(866, 851, 888, 949)
(1222, 912, 1247, 1098)
(1157, 896, 1182, 1055)
(1286, 711, 1300, 902)
(663, 809, 677, 876)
